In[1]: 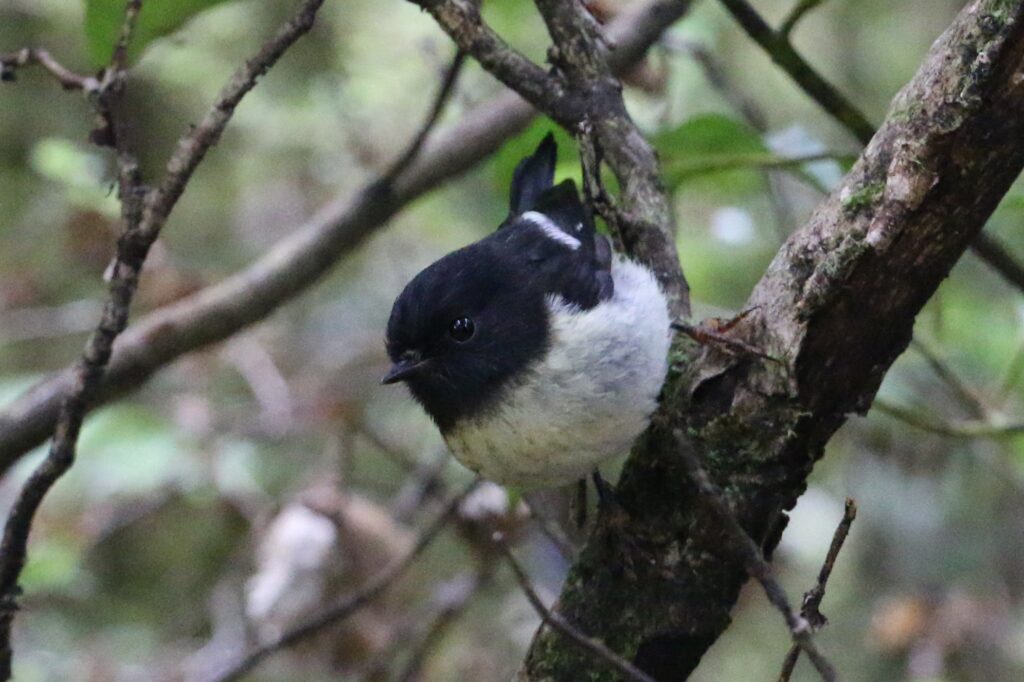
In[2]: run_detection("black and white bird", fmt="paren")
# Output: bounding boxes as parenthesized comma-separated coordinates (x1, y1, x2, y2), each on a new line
(383, 135, 671, 489)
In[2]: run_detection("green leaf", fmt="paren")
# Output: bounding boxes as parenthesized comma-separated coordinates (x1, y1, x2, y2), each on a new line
(654, 113, 769, 196)
(493, 118, 580, 200)
(84, 0, 237, 65)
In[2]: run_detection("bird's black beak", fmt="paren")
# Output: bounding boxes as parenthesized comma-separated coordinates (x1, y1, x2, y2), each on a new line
(381, 358, 425, 385)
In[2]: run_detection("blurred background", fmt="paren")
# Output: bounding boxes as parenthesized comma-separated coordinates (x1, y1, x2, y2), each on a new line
(1, 0, 1023, 680)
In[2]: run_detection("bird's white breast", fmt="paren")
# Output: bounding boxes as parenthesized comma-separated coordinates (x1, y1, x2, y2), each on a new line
(446, 257, 671, 488)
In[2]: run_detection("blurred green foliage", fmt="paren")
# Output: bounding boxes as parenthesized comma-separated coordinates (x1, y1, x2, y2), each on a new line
(84, 0, 235, 64)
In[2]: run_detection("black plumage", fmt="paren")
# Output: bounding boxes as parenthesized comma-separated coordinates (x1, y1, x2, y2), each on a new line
(384, 135, 615, 430)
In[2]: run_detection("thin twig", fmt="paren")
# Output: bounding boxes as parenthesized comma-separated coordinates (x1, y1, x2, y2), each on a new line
(971, 232, 1024, 295)
(717, 0, 874, 144)
(411, 0, 575, 122)
(672, 319, 779, 362)
(0, 0, 691, 469)
(873, 400, 1024, 439)
(778, 498, 856, 682)
(0, 2, 328, 678)
(0, 0, 149, 675)
(380, 49, 467, 184)
(999, 339, 1024, 402)
(138, 0, 326, 245)
(665, 151, 855, 176)
(671, 429, 837, 681)
(206, 481, 479, 682)
(717, 0, 1024, 296)
(662, 35, 795, 238)
(0, 39, 140, 682)
(395, 566, 491, 682)
(0, 48, 96, 89)
(495, 536, 657, 682)
(108, 0, 143, 72)
(521, 497, 577, 562)
(910, 338, 990, 420)
(779, 0, 828, 39)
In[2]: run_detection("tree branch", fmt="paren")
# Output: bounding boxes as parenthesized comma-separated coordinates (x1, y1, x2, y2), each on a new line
(0, 0, 694, 473)
(717, 0, 1024, 296)
(970, 230, 1024, 292)
(717, 0, 875, 144)
(0, 48, 97, 90)
(778, 499, 856, 682)
(873, 400, 1024, 439)
(670, 431, 835, 679)
(498, 538, 657, 682)
(206, 482, 478, 682)
(411, 0, 576, 119)
(412, 0, 692, 316)
(779, 0, 827, 39)
(521, 1, 1024, 678)
(0, 1, 326, 678)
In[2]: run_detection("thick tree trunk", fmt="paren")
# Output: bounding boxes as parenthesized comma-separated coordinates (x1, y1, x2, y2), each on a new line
(520, 1, 1024, 679)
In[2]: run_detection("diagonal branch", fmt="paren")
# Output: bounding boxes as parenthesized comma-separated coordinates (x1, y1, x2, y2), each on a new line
(718, 0, 1024, 296)
(411, 0, 692, 316)
(717, 0, 874, 143)
(497, 537, 657, 682)
(0, 0, 695, 473)
(0, 48, 97, 89)
(778, 499, 856, 682)
(411, 0, 575, 119)
(534, 0, 691, 316)
(521, 1, 1024, 679)
(206, 482, 478, 682)
(672, 431, 835, 680)
(0, 1, 327, 678)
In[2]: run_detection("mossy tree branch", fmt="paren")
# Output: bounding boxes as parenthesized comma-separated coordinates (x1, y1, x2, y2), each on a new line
(519, 1, 1024, 679)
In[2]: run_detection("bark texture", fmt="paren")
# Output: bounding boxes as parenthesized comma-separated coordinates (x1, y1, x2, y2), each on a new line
(521, 1, 1024, 679)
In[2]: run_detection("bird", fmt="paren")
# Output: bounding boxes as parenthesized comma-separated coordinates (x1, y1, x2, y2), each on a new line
(383, 134, 671, 489)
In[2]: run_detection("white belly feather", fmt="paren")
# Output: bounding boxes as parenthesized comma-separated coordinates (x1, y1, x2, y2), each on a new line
(446, 257, 671, 488)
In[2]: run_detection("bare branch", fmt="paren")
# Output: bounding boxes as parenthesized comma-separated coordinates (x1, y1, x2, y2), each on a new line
(664, 150, 855, 176)
(497, 537, 657, 682)
(873, 400, 1024, 439)
(395, 567, 491, 682)
(0, 1, 327, 677)
(139, 0, 326, 243)
(971, 231, 1024, 293)
(778, 499, 856, 682)
(0, 48, 97, 90)
(206, 482, 479, 682)
(410, 0, 576, 120)
(0, 0, 151, 672)
(520, 2, 1024, 677)
(522, 497, 577, 561)
(108, 0, 143, 72)
(671, 430, 837, 681)
(717, 0, 1024, 296)
(380, 49, 467, 184)
(910, 338, 991, 420)
(0, 0, 693, 473)
(779, 0, 828, 39)
(534, 0, 692, 316)
(717, 0, 874, 144)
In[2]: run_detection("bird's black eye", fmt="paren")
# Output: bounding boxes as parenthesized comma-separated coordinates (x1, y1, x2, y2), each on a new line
(449, 317, 475, 342)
